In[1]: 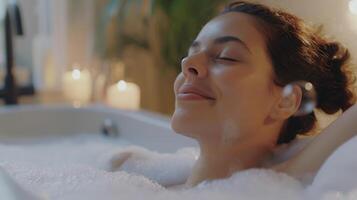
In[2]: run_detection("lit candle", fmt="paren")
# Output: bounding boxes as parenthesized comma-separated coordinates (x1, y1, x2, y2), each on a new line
(62, 68, 92, 104)
(106, 80, 140, 110)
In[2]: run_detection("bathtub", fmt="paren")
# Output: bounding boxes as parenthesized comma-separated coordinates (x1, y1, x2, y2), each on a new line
(0, 104, 199, 199)
(0, 104, 356, 200)
(0, 104, 197, 152)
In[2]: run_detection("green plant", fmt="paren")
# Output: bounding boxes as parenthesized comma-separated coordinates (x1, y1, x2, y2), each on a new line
(154, 0, 227, 71)
(94, 0, 226, 70)
(95, 0, 150, 59)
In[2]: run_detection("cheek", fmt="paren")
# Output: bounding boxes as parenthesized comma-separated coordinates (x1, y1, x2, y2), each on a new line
(213, 67, 274, 121)
(213, 66, 257, 100)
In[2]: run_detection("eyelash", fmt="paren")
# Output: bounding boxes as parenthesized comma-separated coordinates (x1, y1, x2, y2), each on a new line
(214, 55, 238, 62)
(185, 51, 240, 63)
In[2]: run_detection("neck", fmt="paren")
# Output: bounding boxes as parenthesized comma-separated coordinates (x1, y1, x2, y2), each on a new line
(186, 135, 275, 187)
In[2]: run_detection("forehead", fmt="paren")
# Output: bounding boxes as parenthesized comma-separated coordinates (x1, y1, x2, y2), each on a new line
(196, 12, 267, 51)
(195, 12, 275, 81)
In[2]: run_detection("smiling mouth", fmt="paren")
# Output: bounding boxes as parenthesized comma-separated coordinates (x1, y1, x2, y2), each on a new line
(177, 83, 216, 101)
(177, 92, 216, 101)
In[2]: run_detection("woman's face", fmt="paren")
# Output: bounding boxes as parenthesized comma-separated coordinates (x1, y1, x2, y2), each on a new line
(171, 12, 282, 143)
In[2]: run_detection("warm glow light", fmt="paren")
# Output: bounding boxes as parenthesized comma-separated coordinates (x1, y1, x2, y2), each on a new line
(349, 0, 357, 15)
(63, 69, 92, 104)
(116, 80, 127, 91)
(72, 69, 81, 80)
(107, 80, 140, 110)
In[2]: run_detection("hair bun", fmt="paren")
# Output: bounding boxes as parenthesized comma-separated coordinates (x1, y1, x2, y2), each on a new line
(315, 42, 356, 114)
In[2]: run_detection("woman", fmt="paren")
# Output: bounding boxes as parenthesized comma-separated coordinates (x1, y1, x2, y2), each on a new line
(112, 1, 357, 187)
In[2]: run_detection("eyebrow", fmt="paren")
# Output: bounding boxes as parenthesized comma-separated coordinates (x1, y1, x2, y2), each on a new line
(190, 36, 252, 54)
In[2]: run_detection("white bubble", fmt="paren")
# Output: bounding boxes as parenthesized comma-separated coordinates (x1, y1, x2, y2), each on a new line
(2, 133, 357, 199)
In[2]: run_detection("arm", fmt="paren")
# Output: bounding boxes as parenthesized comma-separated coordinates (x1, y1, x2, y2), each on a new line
(276, 103, 357, 179)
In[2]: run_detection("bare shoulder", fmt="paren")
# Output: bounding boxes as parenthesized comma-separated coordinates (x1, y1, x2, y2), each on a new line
(274, 104, 357, 180)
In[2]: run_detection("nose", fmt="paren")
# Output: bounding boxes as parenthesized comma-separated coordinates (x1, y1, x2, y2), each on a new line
(181, 53, 208, 80)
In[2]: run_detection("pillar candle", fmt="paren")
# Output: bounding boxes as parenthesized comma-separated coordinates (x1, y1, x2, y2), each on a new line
(62, 69, 92, 104)
(106, 80, 140, 110)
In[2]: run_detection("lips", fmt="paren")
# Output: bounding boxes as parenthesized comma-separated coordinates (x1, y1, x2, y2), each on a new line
(177, 84, 216, 100)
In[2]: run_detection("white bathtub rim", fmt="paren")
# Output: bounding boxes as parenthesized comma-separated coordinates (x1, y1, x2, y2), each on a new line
(0, 103, 172, 130)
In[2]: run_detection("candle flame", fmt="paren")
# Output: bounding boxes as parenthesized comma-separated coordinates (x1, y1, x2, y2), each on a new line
(72, 69, 81, 80)
(116, 80, 127, 91)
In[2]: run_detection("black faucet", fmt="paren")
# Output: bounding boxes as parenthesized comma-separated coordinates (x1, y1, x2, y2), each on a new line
(0, 1, 34, 105)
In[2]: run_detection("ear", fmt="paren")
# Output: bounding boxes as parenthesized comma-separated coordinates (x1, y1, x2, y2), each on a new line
(269, 84, 302, 120)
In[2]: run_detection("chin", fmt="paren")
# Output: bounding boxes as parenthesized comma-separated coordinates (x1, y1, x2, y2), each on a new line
(170, 109, 218, 139)
(170, 112, 197, 138)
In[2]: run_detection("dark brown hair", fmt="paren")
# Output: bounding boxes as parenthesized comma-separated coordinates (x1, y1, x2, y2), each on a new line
(222, 1, 356, 144)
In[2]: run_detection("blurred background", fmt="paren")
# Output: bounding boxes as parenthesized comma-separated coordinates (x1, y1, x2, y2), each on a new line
(0, 0, 356, 118)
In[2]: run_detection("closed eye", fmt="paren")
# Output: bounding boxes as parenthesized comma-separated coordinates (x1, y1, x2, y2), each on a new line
(216, 56, 239, 62)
